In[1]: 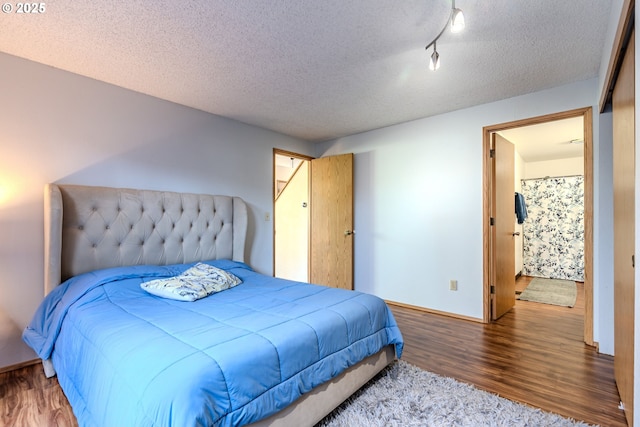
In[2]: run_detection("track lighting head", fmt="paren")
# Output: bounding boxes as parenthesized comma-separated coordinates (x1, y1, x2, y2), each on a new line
(451, 7, 465, 33)
(429, 43, 440, 71)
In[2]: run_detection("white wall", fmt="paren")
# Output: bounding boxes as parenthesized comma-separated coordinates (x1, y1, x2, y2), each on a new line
(594, 0, 622, 361)
(523, 157, 584, 179)
(597, 110, 614, 356)
(316, 79, 611, 343)
(598, 0, 626, 107)
(0, 52, 314, 344)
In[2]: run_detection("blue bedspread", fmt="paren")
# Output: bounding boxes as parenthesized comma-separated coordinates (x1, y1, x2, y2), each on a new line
(23, 260, 403, 427)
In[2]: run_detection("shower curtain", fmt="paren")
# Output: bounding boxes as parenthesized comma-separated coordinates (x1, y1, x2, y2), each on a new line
(521, 175, 584, 281)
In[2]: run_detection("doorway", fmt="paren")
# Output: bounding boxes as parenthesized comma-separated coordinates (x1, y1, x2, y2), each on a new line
(273, 149, 313, 281)
(483, 107, 594, 346)
(273, 149, 355, 289)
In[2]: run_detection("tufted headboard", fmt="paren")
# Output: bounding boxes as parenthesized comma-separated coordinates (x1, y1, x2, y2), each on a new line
(44, 184, 247, 295)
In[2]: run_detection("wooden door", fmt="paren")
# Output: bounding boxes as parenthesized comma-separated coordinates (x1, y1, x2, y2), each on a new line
(492, 134, 516, 319)
(612, 28, 634, 427)
(310, 154, 354, 289)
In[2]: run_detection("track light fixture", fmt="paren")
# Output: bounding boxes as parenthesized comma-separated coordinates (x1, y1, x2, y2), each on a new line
(425, 0, 465, 71)
(429, 41, 440, 71)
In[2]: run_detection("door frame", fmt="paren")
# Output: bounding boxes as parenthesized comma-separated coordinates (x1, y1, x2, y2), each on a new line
(482, 107, 594, 346)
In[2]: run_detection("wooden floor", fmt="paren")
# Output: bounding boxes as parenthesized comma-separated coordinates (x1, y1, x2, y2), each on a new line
(0, 360, 76, 427)
(390, 276, 628, 427)
(0, 276, 627, 426)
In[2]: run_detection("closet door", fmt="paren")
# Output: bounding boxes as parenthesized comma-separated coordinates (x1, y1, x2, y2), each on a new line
(612, 28, 634, 427)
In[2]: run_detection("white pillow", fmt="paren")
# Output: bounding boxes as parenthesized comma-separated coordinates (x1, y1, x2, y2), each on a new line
(141, 263, 242, 301)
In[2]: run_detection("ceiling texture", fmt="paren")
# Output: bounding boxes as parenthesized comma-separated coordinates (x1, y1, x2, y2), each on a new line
(1, 1, 612, 142)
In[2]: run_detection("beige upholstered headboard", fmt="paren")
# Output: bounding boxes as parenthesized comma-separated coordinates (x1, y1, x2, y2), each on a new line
(44, 184, 247, 295)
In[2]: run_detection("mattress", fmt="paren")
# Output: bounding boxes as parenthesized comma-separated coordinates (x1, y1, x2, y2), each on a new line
(23, 260, 403, 427)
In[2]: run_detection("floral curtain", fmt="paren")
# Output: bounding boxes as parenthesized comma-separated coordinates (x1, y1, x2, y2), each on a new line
(521, 176, 584, 281)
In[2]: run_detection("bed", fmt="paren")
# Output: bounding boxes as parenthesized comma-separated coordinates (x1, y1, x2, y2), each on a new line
(23, 184, 403, 427)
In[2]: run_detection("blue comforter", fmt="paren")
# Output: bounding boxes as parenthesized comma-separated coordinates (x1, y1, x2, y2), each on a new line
(23, 260, 403, 427)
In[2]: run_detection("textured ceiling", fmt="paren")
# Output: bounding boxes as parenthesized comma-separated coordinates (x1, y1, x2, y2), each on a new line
(0, 1, 612, 142)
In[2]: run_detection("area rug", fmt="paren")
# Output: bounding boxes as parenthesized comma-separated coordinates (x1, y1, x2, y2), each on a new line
(516, 277, 577, 307)
(317, 361, 593, 427)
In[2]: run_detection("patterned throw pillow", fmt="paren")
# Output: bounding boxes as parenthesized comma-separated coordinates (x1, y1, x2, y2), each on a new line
(181, 262, 242, 287)
(141, 263, 242, 301)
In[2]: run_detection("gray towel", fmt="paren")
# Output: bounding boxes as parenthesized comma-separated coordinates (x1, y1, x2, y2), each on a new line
(515, 192, 528, 224)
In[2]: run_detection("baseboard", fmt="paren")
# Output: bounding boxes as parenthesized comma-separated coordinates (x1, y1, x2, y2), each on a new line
(0, 358, 39, 374)
(385, 300, 484, 323)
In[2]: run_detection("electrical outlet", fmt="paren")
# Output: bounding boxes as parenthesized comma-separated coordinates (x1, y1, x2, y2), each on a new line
(449, 280, 458, 291)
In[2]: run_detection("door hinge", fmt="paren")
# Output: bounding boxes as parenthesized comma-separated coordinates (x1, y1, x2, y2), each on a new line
(490, 149, 495, 158)
(490, 217, 495, 226)
(490, 285, 495, 294)
(633, 255, 635, 268)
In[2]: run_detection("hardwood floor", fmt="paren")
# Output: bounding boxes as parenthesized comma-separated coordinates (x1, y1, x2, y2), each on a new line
(0, 276, 627, 426)
(390, 276, 627, 427)
(0, 360, 76, 427)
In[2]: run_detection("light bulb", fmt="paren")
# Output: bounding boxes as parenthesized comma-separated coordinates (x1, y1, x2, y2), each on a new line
(451, 8, 465, 33)
(429, 49, 440, 71)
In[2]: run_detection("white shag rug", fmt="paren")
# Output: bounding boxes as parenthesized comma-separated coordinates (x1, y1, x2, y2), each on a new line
(316, 361, 596, 427)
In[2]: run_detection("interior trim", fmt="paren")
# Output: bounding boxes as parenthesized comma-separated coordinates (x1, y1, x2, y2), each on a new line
(0, 358, 39, 375)
(481, 107, 594, 347)
(599, 0, 635, 111)
(385, 300, 483, 324)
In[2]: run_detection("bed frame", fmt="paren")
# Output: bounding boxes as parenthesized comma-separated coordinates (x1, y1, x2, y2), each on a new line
(43, 183, 394, 427)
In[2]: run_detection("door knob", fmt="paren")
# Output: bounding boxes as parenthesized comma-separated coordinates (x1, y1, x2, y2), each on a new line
(344, 230, 354, 236)
(512, 232, 520, 236)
